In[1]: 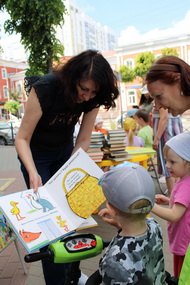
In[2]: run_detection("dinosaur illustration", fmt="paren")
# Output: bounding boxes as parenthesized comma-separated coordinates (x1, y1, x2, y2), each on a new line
(27, 193, 54, 212)
(19, 229, 42, 243)
(10, 201, 26, 221)
(56, 216, 69, 232)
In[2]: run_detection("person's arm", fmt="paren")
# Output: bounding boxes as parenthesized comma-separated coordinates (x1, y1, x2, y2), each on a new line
(72, 107, 99, 154)
(99, 208, 121, 229)
(153, 108, 168, 150)
(151, 202, 186, 222)
(15, 88, 43, 191)
(155, 194, 170, 205)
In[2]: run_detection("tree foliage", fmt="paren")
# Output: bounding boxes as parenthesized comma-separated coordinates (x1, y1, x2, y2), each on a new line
(133, 52, 155, 81)
(161, 47, 179, 57)
(9, 90, 21, 101)
(4, 100, 20, 116)
(119, 47, 178, 84)
(118, 65, 136, 83)
(0, 0, 66, 75)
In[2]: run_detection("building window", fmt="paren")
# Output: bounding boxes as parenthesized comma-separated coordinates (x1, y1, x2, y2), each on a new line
(2, 68, 7, 79)
(127, 89, 137, 106)
(3, 86, 9, 99)
(124, 58, 134, 69)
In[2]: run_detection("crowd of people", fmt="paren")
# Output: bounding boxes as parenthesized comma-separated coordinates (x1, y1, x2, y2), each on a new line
(14, 50, 190, 284)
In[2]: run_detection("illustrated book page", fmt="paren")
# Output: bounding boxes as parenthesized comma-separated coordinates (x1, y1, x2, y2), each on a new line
(0, 148, 105, 253)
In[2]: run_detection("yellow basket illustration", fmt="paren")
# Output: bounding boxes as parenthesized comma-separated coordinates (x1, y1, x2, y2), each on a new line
(62, 168, 105, 219)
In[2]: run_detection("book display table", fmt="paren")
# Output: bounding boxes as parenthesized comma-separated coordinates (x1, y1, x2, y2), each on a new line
(96, 147, 156, 170)
(96, 154, 152, 169)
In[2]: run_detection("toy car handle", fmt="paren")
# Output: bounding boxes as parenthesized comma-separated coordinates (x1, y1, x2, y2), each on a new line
(24, 236, 110, 263)
(24, 249, 53, 263)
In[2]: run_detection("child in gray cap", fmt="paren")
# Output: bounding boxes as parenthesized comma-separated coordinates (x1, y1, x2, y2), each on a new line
(98, 162, 166, 284)
(152, 132, 190, 279)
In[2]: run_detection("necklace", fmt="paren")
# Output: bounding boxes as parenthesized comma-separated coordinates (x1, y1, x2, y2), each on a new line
(132, 226, 148, 237)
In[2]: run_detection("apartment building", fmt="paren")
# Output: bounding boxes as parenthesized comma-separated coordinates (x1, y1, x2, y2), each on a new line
(56, 0, 117, 56)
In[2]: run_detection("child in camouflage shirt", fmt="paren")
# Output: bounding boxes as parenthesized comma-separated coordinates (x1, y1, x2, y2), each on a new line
(98, 163, 166, 285)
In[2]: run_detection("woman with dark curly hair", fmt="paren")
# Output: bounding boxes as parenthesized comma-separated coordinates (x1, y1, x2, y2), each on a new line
(15, 49, 119, 285)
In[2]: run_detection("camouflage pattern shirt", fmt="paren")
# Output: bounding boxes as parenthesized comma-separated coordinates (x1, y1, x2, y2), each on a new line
(99, 218, 166, 284)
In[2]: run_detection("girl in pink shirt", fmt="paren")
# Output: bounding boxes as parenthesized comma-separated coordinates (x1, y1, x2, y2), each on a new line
(151, 132, 190, 278)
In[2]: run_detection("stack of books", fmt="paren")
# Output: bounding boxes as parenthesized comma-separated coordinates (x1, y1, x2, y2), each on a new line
(87, 132, 105, 162)
(105, 129, 129, 161)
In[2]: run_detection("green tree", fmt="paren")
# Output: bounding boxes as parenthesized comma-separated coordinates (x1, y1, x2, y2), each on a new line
(118, 65, 136, 83)
(133, 52, 155, 82)
(118, 48, 179, 84)
(161, 47, 178, 57)
(0, 0, 66, 75)
(4, 100, 21, 117)
(9, 89, 21, 101)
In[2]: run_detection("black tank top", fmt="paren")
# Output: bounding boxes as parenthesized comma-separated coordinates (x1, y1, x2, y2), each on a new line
(24, 74, 85, 151)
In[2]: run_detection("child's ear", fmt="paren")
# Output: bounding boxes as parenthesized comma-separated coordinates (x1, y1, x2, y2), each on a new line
(107, 202, 119, 216)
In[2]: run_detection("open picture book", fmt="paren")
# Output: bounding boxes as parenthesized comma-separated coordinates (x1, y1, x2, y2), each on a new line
(0, 148, 105, 253)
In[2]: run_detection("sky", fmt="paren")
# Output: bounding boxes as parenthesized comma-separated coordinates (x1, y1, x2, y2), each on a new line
(1, 0, 190, 60)
(73, 0, 190, 45)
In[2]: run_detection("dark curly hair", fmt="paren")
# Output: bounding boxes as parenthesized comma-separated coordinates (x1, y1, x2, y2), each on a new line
(55, 49, 119, 112)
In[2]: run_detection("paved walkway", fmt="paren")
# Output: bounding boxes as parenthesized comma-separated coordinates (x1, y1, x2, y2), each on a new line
(0, 146, 173, 285)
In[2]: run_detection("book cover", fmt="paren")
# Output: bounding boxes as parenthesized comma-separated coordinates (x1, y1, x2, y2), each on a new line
(126, 147, 156, 155)
(108, 143, 126, 148)
(108, 129, 125, 134)
(0, 211, 16, 252)
(90, 133, 105, 143)
(109, 134, 126, 141)
(0, 148, 105, 253)
(107, 140, 125, 145)
(88, 155, 103, 161)
(110, 151, 128, 157)
(90, 138, 103, 142)
(90, 158, 103, 162)
(87, 151, 104, 156)
(87, 145, 102, 150)
(109, 146, 126, 151)
(108, 135, 126, 140)
(107, 130, 126, 139)
(91, 132, 105, 138)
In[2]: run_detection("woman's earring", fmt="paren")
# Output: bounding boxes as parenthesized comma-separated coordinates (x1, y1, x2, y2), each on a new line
(181, 91, 184, 96)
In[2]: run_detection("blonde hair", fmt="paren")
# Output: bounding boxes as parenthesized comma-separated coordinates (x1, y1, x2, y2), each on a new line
(117, 199, 151, 220)
(123, 118, 136, 146)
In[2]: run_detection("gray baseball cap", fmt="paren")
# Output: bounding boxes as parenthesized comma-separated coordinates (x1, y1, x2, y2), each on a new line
(99, 164, 155, 214)
(166, 132, 190, 162)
